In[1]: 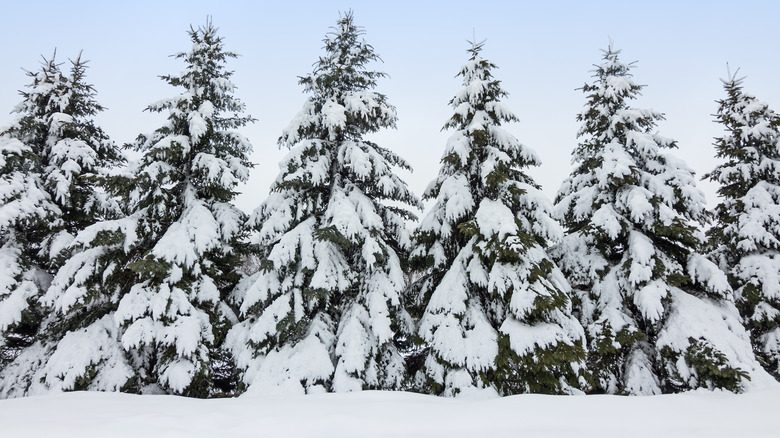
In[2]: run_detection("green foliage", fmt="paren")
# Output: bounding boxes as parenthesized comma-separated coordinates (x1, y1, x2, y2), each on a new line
(491, 333, 586, 395)
(92, 229, 127, 247)
(210, 348, 242, 397)
(72, 366, 99, 392)
(662, 338, 749, 392)
(736, 283, 762, 318)
(313, 225, 352, 250)
(0, 302, 44, 365)
(584, 321, 645, 394)
(127, 256, 172, 281)
(181, 366, 212, 399)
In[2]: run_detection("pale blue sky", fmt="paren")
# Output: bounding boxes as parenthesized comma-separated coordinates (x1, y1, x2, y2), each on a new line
(1, 0, 779, 213)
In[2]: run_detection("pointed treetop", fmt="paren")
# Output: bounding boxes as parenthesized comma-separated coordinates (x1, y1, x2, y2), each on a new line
(605, 37, 616, 54)
(69, 51, 87, 82)
(72, 49, 84, 65)
(335, 10, 359, 32)
(325, 10, 367, 54)
(18, 52, 66, 110)
(170, 17, 237, 79)
(189, 15, 218, 41)
(721, 64, 746, 89)
(45, 48, 58, 64)
(466, 38, 486, 58)
(589, 41, 637, 84)
(307, 10, 385, 97)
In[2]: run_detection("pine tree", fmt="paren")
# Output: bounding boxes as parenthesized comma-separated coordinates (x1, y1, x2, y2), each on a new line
(705, 73, 780, 380)
(408, 41, 586, 397)
(3, 21, 254, 398)
(227, 12, 420, 394)
(554, 44, 767, 394)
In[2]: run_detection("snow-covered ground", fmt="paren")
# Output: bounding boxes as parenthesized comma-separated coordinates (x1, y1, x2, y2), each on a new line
(1, 388, 778, 437)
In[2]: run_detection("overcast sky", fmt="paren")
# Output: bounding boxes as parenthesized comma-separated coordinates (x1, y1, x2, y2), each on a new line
(1, 0, 779, 215)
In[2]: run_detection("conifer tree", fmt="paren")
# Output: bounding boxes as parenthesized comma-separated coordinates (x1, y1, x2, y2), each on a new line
(43, 54, 124, 242)
(554, 44, 768, 394)
(0, 53, 121, 375)
(110, 20, 253, 396)
(409, 41, 586, 397)
(227, 12, 420, 394)
(0, 56, 63, 367)
(705, 74, 780, 380)
(2, 21, 254, 398)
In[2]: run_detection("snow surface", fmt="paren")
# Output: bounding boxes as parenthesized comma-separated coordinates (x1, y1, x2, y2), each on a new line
(1, 388, 778, 437)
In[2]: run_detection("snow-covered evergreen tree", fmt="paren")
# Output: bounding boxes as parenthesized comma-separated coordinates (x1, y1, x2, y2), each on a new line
(408, 41, 586, 397)
(0, 57, 63, 367)
(43, 54, 124, 246)
(227, 12, 420, 394)
(554, 44, 769, 394)
(0, 53, 121, 374)
(2, 21, 254, 398)
(705, 74, 780, 380)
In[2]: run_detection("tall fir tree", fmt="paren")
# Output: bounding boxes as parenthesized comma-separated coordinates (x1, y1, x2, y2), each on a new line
(409, 41, 586, 397)
(0, 53, 122, 375)
(1, 21, 254, 398)
(227, 12, 420, 394)
(705, 73, 780, 380)
(553, 44, 770, 394)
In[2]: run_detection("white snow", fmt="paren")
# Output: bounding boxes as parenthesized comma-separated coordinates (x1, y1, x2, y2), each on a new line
(39, 315, 133, 392)
(1, 389, 779, 437)
(658, 288, 776, 390)
(475, 199, 518, 239)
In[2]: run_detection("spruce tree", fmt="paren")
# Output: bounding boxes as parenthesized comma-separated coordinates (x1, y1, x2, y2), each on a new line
(3, 21, 254, 397)
(43, 54, 124, 243)
(409, 41, 586, 397)
(227, 12, 420, 394)
(0, 53, 122, 377)
(554, 44, 767, 394)
(705, 73, 780, 380)
(111, 20, 253, 396)
(0, 56, 63, 367)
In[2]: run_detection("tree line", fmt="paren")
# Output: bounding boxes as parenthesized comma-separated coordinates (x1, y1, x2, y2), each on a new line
(0, 12, 778, 398)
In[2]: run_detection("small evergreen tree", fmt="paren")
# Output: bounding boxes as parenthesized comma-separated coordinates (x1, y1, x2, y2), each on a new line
(705, 73, 780, 380)
(409, 41, 586, 397)
(227, 12, 420, 394)
(3, 21, 254, 398)
(554, 44, 767, 394)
